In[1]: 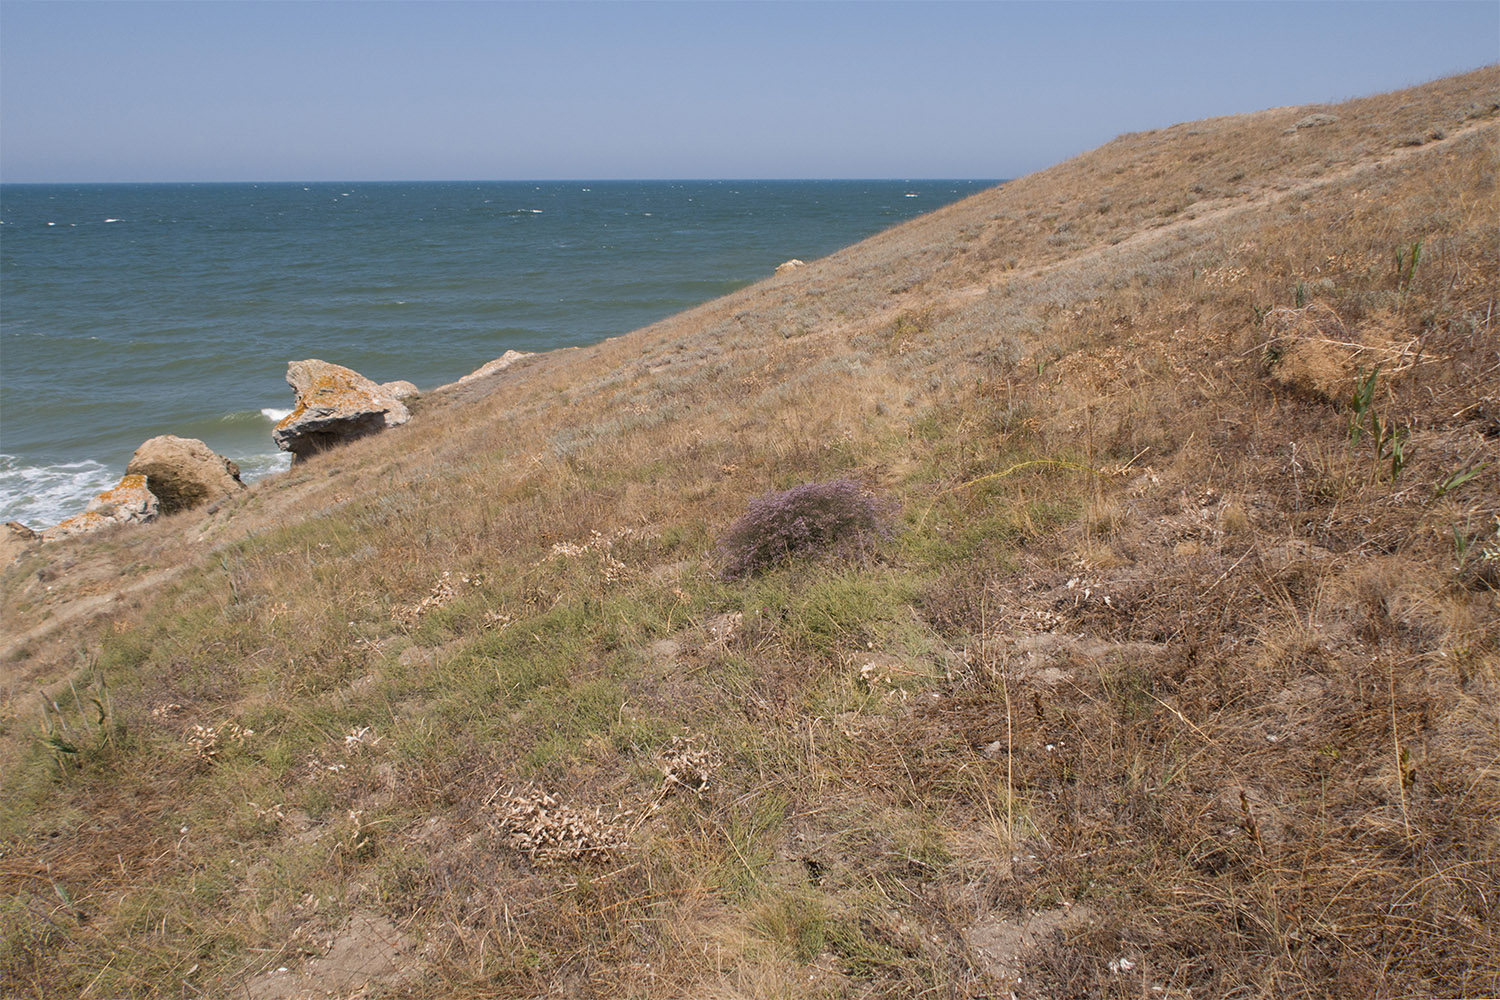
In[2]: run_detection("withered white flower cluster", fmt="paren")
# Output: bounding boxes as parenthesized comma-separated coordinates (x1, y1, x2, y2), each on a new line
(391, 570, 483, 629)
(536, 528, 648, 583)
(492, 786, 630, 865)
(656, 735, 721, 798)
(186, 721, 254, 760)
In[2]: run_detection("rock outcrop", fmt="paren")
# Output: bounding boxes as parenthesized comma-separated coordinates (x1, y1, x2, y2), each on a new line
(2, 521, 39, 566)
(42, 474, 158, 542)
(435, 350, 531, 392)
(775, 259, 806, 275)
(125, 435, 244, 515)
(273, 360, 411, 460)
(1287, 112, 1339, 132)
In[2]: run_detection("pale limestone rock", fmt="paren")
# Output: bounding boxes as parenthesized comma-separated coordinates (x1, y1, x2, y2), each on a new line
(126, 435, 244, 515)
(775, 258, 806, 275)
(42, 475, 158, 542)
(379, 380, 420, 401)
(436, 350, 531, 392)
(1290, 112, 1339, 130)
(273, 360, 410, 460)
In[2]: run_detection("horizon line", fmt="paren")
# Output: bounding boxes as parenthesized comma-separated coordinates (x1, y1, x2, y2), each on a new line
(0, 176, 1005, 187)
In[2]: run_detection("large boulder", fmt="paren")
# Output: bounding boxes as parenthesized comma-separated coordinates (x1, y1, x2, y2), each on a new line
(125, 435, 244, 515)
(272, 360, 410, 460)
(42, 474, 158, 542)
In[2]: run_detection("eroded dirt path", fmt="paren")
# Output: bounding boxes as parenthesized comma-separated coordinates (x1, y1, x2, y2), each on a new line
(822, 118, 1499, 344)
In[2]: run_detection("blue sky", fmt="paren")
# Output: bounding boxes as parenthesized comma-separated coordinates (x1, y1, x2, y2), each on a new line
(1, 1, 1495, 182)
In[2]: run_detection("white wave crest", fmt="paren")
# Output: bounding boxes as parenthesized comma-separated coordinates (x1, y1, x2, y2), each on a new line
(260, 407, 292, 422)
(0, 454, 118, 530)
(235, 450, 293, 483)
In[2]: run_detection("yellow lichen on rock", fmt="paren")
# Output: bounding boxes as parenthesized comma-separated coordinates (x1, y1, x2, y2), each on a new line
(272, 359, 411, 460)
(42, 474, 158, 542)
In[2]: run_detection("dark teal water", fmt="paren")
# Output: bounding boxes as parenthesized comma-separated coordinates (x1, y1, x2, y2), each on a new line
(0, 180, 992, 528)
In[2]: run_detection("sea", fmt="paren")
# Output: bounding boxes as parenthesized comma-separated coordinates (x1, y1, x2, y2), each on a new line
(0, 180, 992, 530)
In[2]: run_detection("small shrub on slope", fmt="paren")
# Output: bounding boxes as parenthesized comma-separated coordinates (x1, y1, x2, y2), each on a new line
(717, 476, 896, 579)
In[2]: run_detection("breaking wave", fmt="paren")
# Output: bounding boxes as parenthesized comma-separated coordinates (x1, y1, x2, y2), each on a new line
(0, 454, 118, 531)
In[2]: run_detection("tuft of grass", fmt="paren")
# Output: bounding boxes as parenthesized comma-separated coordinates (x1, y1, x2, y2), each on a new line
(716, 477, 897, 580)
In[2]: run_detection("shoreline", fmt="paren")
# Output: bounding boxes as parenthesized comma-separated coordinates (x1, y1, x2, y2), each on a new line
(0, 179, 993, 531)
(3, 347, 539, 534)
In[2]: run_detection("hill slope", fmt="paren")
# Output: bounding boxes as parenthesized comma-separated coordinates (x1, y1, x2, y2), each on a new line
(3, 68, 1498, 999)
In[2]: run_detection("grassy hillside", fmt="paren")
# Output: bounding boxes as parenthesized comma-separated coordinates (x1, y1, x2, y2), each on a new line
(3, 67, 1497, 999)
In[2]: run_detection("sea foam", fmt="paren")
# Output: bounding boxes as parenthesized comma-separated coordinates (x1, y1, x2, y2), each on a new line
(0, 454, 118, 530)
(234, 450, 294, 482)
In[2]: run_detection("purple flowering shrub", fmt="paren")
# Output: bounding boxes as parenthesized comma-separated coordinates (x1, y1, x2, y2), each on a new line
(716, 477, 897, 580)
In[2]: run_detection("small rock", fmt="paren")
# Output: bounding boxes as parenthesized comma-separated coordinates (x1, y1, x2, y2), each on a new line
(2, 521, 40, 566)
(379, 380, 420, 400)
(42, 474, 158, 542)
(125, 435, 244, 515)
(775, 258, 806, 275)
(1291, 112, 1339, 130)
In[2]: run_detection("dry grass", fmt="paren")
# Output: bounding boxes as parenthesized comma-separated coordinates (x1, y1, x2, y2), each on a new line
(2, 67, 1498, 998)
